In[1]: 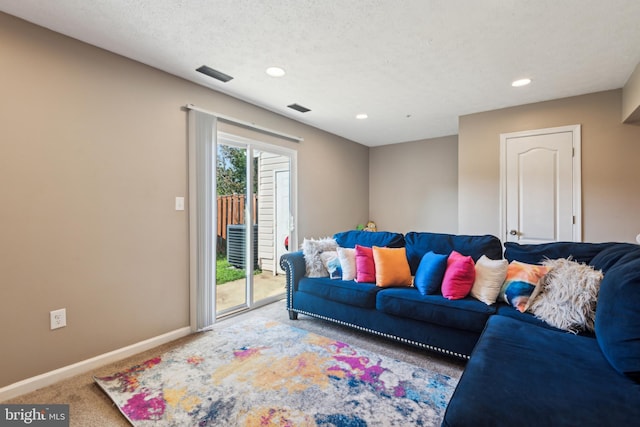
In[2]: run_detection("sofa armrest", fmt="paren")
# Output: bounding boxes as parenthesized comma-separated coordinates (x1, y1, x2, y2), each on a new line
(280, 251, 306, 318)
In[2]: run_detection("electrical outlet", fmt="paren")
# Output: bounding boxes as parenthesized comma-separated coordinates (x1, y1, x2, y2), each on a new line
(50, 308, 66, 330)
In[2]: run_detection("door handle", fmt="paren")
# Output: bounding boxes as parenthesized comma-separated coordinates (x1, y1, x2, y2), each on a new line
(509, 230, 518, 236)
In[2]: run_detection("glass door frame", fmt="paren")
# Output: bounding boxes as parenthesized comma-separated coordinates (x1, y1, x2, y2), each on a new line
(215, 132, 297, 319)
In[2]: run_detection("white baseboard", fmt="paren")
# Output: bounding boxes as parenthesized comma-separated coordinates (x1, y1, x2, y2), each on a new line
(0, 326, 192, 402)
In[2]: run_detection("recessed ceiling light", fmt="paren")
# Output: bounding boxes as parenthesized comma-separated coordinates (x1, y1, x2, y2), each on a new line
(266, 67, 286, 77)
(356, 113, 368, 120)
(512, 78, 532, 87)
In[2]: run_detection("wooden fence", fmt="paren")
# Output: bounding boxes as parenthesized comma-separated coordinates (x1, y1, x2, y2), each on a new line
(217, 194, 258, 252)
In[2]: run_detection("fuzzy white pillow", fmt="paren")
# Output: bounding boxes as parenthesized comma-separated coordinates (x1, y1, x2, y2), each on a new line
(470, 255, 509, 305)
(302, 237, 338, 277)
(337, 247, 357, 281)
(529, 258, 603, 333)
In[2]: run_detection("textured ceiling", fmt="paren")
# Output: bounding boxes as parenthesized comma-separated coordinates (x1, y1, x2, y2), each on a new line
(2, 0, 640, 146)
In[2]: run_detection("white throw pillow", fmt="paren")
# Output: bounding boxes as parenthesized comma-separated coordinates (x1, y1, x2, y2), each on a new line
(337, 247, 357, 281)
(529, 258, 603, 333)
(470, 255, 508, 305)
(302, 237, 338, 277)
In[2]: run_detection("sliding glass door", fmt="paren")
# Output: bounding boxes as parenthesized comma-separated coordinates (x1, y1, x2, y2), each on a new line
(215, 133, 294, 318)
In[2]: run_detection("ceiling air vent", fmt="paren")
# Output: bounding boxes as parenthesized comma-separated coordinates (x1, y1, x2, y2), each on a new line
(287, 103, 311, 113)
(196, 65, 233, 82)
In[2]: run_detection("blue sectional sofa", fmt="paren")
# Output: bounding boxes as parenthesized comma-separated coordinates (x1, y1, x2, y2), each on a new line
(281, 230, 504, 358)
(442, 241, 640, 426)
(280, 231, 640, 426)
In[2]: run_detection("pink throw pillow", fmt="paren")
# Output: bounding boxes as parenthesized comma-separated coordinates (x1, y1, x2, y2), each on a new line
(355, 245, 376, 282)
(441, 251, 476, 300)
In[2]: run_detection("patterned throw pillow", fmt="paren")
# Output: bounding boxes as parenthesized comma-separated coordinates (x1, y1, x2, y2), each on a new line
(372, 246, 412, 288)
(320, 251, 342, 280)
(500, 261, 549, 312)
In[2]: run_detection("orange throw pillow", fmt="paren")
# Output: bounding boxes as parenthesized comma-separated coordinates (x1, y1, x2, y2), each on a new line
(372, 246, 412, 288)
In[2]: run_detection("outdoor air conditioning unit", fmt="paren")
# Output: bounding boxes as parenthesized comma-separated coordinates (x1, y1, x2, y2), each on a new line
(226, 224, 259, 269)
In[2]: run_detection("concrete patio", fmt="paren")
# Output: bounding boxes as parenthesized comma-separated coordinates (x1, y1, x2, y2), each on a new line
(216, 272, 286, 312)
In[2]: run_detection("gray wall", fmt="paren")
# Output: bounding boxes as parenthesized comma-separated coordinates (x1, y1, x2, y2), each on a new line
(0, 12, 369, 387)
(458, 90, 640, 243)
(369, 135, 458, 233)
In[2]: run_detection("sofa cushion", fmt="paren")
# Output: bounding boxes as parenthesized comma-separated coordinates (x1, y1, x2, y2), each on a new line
(333, 230, 405, 249)
(494, 304, 572, 332)
(442, 316, 640, 427)
(376, 288, 496, 333)
(405, 231, 502, 275)
(297, 277, 381, 309)
(589, 243, 640, 273)
(413, 251, 448, 295)
(595, 255, 640, 383)
(504, 241, 618, 265)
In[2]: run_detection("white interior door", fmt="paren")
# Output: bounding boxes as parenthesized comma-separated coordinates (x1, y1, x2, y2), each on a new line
(500, 125, 581, 244)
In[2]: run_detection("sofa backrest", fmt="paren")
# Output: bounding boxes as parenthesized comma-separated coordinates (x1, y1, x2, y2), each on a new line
(333, 230, 405, 249)
(503, 241, 619, 265)
(589, 243, 640, 273)
(405, 232, 503, 275)
(595, 253, 640, 384)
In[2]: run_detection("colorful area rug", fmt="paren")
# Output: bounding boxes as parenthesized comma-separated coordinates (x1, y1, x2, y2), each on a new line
(95, 317, 457, 426)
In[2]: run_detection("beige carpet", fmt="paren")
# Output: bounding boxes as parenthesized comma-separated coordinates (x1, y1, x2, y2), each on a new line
(5, 299, 465, 426)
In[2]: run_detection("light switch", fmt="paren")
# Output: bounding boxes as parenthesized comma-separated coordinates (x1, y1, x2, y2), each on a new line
(175, 197, 185, 211)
